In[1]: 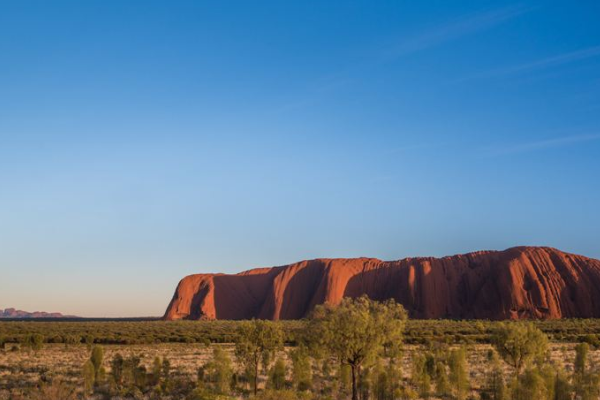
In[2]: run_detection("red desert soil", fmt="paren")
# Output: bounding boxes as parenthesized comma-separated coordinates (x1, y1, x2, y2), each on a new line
(164, 246, 600, 321)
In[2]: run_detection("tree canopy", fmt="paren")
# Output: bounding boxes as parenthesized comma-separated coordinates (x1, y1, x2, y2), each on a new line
(307, 295, 407, 400)
(492, 322, 548, 374)
(234, 319, 284, 395)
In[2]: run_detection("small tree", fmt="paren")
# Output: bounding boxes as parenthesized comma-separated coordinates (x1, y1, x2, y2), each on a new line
(81, 345, 106, 393)
(434, 360, 451, 398)
(290, 345, 312, 391)
(307, 296, 407, 400)
(234, 319, 284, 395)
(484, 350, 506, 400)
(90, 345, 105, 383)
(554, 368, 572, 400)
(268, 358, 287, 390)
(574, 342, 589, 376)
(387, 360, 404, 400)
(204, 346, 234, 394)
(120, 355, 148, 390)
(150, 356, 163, 386)
(513, 368, 548, 400)
(373, 361, 389, 400)
(111, 353, 125, 386)
(492, 322, 548, 376)
(448, 347, 469, 400)
(572, 342, 600, 400)
(162, 357, 172, 392)
(411, 353, 431, 399)
(83, 360, 96, 393)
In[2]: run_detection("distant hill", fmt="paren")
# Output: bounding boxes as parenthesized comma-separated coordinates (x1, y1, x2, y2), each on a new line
(0, 308, 78, 319)
(165, 246, 600, 321)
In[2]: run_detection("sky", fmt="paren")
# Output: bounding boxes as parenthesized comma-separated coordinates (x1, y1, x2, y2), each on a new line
(1, 1, 599, 317)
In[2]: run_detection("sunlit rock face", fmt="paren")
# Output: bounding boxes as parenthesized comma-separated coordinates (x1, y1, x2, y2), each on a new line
(164, 247, 600, 321)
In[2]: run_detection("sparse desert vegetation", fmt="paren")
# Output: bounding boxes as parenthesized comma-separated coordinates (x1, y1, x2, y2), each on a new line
(3, 298, 600, 399)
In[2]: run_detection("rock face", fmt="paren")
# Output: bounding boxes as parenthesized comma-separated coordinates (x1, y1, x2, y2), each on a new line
(164, 247, 600, 321)
(0, 308, 76, 319)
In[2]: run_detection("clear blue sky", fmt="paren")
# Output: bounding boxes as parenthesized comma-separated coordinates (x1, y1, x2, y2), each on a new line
(1, 1, 599, 317)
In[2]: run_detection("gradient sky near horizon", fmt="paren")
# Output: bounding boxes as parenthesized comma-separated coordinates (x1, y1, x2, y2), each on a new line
(1, 1, 600, 317)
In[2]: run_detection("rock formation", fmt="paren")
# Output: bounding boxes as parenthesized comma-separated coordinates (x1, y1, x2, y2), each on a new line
(164, 247, 600, 321)
(0, 308, 76, 319)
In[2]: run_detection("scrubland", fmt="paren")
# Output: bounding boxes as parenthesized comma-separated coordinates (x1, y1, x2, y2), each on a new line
(3, 301, 600, 400)
(1, 342, 599, 398)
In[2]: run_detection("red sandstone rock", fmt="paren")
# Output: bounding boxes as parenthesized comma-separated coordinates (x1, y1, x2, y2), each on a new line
(164, 247, 600, 321)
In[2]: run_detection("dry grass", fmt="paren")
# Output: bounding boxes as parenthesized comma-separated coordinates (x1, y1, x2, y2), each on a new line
(1, 341, 599, 399)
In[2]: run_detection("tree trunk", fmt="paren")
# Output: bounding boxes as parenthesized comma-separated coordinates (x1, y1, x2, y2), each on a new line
(351, 364, 358, 400)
